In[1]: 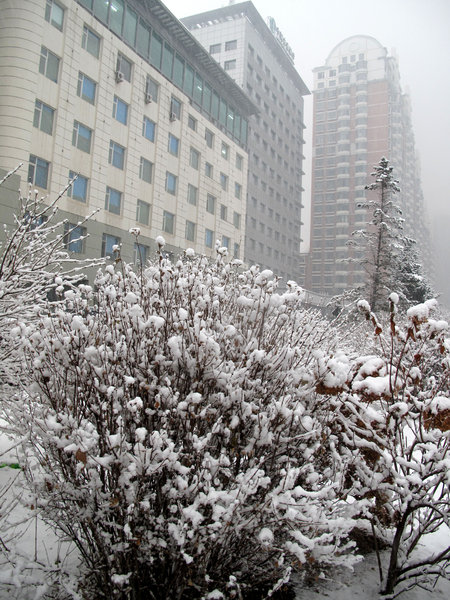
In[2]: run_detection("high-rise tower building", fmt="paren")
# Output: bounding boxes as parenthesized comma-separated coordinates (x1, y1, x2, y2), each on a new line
(0, 0, 255, 266)
(182, 2, 309, 283)
(305, 35, 430, 296)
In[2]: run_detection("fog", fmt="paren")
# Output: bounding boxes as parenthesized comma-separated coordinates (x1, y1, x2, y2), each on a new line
(164, 0, 450, 300)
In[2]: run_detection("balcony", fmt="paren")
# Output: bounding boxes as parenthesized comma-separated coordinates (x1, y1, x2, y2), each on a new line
(336, 198, 349, 207)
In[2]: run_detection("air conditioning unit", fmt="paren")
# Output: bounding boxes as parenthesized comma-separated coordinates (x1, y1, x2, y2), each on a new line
(169, 112, 177, 122)
(144, 92, 153, 104)
(115, 70, 124, 83)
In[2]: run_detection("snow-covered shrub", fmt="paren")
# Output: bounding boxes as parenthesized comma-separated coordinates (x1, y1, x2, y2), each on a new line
(0, 167, 99, 387)
(0, 166, 100, 596)
(10, 246, 359, 599)
(316, 296, 450, 597)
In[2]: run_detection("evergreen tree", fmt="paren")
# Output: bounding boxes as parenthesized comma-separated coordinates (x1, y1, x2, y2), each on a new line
(347, 157, 408, 311)
(394, 238, 434, 306)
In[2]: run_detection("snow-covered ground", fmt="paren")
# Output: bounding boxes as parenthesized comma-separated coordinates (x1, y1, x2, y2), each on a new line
(294, 541, 450, 600)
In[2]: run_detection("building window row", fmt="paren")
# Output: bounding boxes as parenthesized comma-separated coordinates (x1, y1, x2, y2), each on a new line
(29, 156, 231, 253)
(77, 0, 248, 146)
(209, 39, 237, 54)
(38, 45, 244, 177)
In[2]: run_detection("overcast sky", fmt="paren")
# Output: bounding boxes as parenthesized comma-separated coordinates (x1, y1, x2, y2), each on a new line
(164, 0, 450, 226)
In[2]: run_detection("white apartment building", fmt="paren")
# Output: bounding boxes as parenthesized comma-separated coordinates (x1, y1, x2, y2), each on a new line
(182, 2, 309, 284)
(0, 0, 255, 265)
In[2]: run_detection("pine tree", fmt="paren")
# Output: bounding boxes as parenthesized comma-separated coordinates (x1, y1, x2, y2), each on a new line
(347, 157, 407, 312)
(394, 238, 434, 306)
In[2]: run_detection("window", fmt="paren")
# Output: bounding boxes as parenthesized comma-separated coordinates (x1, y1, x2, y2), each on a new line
(45, 0, 64, 30)
(123, 3, 138, 45)
(206, 194, 216, 214)
(139, 157, 152, 183)
(77, 72, 96, 104)
(190, 148, 200, 170)
(102, 233, 121, 258)
(142, 116, 156, 142)
(185, 220, 196, 242)
(136, 199, 150, 225)
(109, 141, 125, 169)
(108, 0, 124, 34)
(170, 96, 181, 120)
(225, 39, 237, 51)
(233, 211, 241, 229)
(145, 76, 159, 102)
(236, 154, 243, 170)
(220, 204, 227, 221)
(68, 171, 88, 202)
(221, 142, 229, 160)
(188, 115, 197, 131)
(205, 162, 213, 178)
(224, 60, 236, 71)
(116, 52, 132, 82)
(105, 186, 122, 215)
(165, 172, 177, 195)
(82, 24, 100, 58)
(28, 155, 50, 189)
(205, 228, 214, 248)
(220, 172, 228, 191)
(233, 243, 240, 259)
(163, 210, 175, 234)
(234, 182, 242, 200)
(205, 129, 214, 148)
(39, 46, 59, 82)
(134, 242, 148, 266)
(210, 43, 221, 54)
(168, 134, 179, 156)
(72, 121, 92, 153)
(112, 96, 128, 124)
(33, 100, 54, 134)
(222, 236, 230, 249)
(64, 223, 86, 253)
(187, 184, 197, 206)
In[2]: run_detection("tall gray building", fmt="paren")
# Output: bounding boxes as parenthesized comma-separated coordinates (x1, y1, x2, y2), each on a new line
(182, 2, 309, 283)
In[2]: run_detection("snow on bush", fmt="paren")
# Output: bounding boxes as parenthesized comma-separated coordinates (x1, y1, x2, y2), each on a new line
(9, 249, 359, 599)
(317, 295, 450, 597)
(0, 167, 101, 597)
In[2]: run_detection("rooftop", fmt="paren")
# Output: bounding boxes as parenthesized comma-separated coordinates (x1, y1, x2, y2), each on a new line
(120, 0, 259, 116)
(180, 1, 310, 96)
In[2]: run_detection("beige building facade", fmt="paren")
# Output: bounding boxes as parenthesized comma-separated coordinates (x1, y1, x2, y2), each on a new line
(0, 0, 255, 265)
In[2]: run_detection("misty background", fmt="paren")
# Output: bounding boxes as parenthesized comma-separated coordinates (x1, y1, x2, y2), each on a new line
(164, 0, 450, 304)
